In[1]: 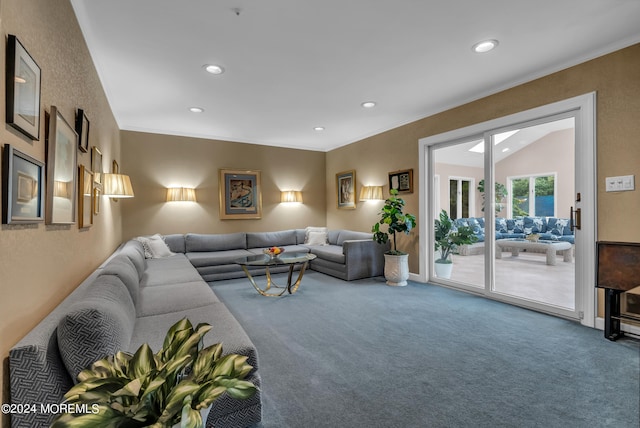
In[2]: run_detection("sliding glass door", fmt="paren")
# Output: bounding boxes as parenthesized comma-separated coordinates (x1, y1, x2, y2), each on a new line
(421, 94, 596, 325)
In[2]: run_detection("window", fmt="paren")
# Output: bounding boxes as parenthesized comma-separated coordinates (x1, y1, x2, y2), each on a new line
(509, 173, 556, 217)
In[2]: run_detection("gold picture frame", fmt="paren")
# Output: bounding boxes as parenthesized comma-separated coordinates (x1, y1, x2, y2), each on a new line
(336, 170, 356, 209)
(78, 165, 93, 228)
(219, 169, 262, 219)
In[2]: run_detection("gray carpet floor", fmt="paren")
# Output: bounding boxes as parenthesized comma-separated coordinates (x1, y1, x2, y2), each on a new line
(211, 272, 640, 428)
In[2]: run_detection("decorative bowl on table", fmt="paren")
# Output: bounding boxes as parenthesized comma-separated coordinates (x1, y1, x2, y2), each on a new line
(263, 246, 285, 259)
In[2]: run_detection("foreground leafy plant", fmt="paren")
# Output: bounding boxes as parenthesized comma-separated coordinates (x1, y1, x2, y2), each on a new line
(52, 319, 257, 428)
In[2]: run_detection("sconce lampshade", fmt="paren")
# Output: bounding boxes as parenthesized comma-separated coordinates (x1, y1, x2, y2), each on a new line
(167, 187, 197, 202)
(102, 173, 135, 198)
(359, 186, 383, 201)
(281, 190, 303, 203)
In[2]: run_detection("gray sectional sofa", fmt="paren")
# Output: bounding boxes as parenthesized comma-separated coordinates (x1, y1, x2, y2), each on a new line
(9, 228, 387, 428)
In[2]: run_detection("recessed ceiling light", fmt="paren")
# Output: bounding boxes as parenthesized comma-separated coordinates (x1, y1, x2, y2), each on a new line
(189, 107, 204, 113)
(203, 64, 225, 75)
(472, 39, 499, 53)
(361, 101, 377, 108)
(314, 126, 325, 131)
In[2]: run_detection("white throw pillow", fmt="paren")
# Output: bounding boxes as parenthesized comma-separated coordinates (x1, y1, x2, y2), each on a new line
(305, 227, 328, 245)
(136, 234, 175, 259)
(307, 231, 328, 246)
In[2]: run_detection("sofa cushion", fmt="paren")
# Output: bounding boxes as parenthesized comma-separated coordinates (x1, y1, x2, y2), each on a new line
(186, 232, 247, 252)
(496, 218, 508, 233)
(99, 255, 140, 305)
(523, 216, 547, 234)
(57, 275, 135, 381)
(141, 254, 203, 287)
(137, 281, 219, 317)
(327, 230, 340, 245)
(547, 218, 571, 236)
(247, 230, 297, 248)
(163, 234, 186, 253)
(308, 245, 346, 264)
(118, 240, 146, 280)
(187, 249, 254, 267)
(130, 303, 259, 374)
(337, 230, 373, 245)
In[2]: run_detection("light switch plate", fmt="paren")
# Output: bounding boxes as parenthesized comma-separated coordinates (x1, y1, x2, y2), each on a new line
(606, 175, 635, 192)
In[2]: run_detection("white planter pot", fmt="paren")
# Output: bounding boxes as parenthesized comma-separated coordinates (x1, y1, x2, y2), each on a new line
(384, 253, 409, 286)
(434, 261, 453, 279)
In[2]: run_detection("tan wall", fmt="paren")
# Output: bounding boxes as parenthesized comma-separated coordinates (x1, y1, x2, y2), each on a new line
(120, 131, 326, 238)
(0, 0, 122, 412)
(327, 43, 640, 275)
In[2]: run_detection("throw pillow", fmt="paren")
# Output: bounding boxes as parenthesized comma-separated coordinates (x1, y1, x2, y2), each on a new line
(136, 234, 175, 259)
(307, 230, 328, 246)
(305, 227, 328, 245)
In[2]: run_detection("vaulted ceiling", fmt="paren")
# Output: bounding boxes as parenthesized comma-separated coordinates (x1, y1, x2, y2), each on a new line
(71, 0, 640, 152)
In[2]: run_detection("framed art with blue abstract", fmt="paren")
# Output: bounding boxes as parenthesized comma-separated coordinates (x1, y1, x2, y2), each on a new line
(219, 169, 262, 219)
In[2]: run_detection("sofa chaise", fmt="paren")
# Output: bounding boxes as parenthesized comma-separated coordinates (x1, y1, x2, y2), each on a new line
(9, 228, 387, 428)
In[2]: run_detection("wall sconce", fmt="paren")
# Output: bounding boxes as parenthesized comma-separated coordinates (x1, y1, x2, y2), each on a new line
(167, 187, 197, 202)
(359, 186, 383, 201)
(102, 173, 135, 199)
(281, 190, 303, 203)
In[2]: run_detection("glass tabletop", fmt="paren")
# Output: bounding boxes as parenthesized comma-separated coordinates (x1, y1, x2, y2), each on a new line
(234, 252, 317, 266)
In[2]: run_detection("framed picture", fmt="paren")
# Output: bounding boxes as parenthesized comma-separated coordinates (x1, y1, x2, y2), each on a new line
(219, 169, 262, 219)
(388, 169, 413, 194)
(2, 144, 45, 224)
(78, 165, 93, 228)
(75, 109, 90, 153)
(6, 35, 41, 141)
(112, 159, 119, 173)
(336, 170, 356, 209)
(46, 107, 78, 224)
(91, 146, 102, 184)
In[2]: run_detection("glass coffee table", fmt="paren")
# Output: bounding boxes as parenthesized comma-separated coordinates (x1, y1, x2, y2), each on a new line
(234, 252, 317, 296)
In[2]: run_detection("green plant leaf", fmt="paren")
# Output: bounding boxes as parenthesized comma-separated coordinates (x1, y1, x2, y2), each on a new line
(51, 404, 122, 428)
(130, 343, 156, 379)
(180, 400, 203, 428)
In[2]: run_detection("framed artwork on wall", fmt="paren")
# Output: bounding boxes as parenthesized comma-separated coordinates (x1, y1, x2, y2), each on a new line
(2, 144, 45, 224)
(219, 169, 262, 219)
(6, 35, 41, 141)
(388, 169, 413, 194)
(91, 146, 102, 185)
(46, 106, 78, 225)
(336, 170, 356, 209)
(78, 164, 93, 228)
(75, 109, 90, 152)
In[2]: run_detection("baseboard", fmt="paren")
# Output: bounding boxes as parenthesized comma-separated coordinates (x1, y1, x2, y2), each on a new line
(594, 317, 640, 338)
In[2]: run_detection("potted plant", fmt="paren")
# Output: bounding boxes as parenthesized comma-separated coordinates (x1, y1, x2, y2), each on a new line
(434, 210, 477, 279)
(372, 189, 417, 286)
(52, 318, 257, 428)
(477, 179, 508, 214)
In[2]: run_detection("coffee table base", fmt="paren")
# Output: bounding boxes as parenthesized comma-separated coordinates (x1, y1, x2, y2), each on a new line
(241, 262, 310, 296)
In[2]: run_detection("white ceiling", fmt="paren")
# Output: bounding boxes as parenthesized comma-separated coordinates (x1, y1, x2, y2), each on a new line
(70, 0, 640, 152)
